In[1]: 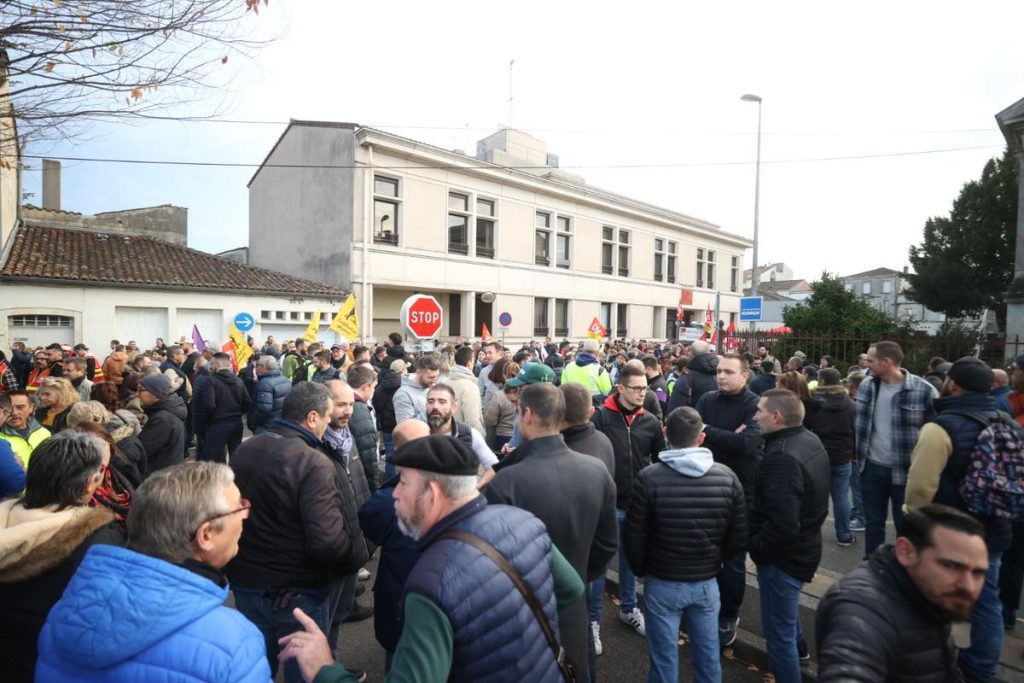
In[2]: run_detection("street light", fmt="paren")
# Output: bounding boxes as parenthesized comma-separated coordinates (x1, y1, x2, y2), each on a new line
(741, 94, 762, 313)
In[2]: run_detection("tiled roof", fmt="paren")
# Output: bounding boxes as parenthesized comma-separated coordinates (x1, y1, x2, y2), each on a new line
(843, 267, 901, 279)
(1, 224, 345, 297)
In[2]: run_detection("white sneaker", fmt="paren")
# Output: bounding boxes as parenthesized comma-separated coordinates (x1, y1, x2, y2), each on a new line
(619, 607, 646, 637)
(590, 621, 603, 656)
(357, 568, 371, 581)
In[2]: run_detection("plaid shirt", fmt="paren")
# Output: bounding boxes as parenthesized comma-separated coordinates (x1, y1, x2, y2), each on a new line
(855, 369, 937, 484)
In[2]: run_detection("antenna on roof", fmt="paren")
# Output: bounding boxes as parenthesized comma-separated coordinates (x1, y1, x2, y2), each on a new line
(508, 58, 515, 129)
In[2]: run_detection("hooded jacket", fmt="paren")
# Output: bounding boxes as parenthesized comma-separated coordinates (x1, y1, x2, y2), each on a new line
(816, 546, 963, 683)
(625, 447, 747, 582)
(804, 386, 856, 467)
(447, 365, 485, 435)
(561, 353, 612, 397)
(373, 370, 404, 432)
(101, 351, 128, 386)
(393, 373, 429, 423)
(591, 394, 664, 508)
(248, 369, 291, 434)
(688, 352, 720, 406)
(0, 500, 121, 682)
(203, 368, 252, 424)
(139, 393, 187, 476)
(35, 545, 269, 682)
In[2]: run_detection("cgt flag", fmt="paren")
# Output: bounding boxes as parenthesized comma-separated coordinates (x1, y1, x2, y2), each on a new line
(700, 304, 714, 341)
(586, 317, 608, 341)
(330, 294, 359, 341)
(302, 309, 322, 344)
(481, 323, 492, 343)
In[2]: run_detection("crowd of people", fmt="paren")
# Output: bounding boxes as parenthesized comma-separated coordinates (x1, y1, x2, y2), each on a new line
(1, 331, 1023, 682)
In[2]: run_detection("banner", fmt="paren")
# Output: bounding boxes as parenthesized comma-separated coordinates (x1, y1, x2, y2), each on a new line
(191, 325, 206, 353)
(228, 325, 253, 369)
(676, 288, 694, 321)
(329, 295, 359, 341)
(724, 320, 739, 352)
(586, 317, 608, 341)
(481, 323, 492, 343)
(302, 309, 322, 344)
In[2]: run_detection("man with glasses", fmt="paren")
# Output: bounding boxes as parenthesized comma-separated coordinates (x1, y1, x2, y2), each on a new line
(36, 461, 271, 682)
(695, 352, 762, 648)
(589, 363, 664, 644)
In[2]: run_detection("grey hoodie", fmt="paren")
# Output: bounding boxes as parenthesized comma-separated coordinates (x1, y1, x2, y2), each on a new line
(657, 446, 714, 477)
(393, 373, 430, 423)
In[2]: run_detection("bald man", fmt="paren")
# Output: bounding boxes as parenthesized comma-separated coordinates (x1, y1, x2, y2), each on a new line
(358, 418, 429, 666)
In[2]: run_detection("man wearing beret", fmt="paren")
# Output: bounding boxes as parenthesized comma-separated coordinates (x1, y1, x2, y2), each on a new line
(280, 435, 585, 683)
(905, 357, 1014, 682)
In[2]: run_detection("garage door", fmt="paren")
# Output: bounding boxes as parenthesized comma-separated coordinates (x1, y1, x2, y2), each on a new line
(115, 307, 168, 350)
(8, 314, 74, 349)
(177, 308, 224, 347)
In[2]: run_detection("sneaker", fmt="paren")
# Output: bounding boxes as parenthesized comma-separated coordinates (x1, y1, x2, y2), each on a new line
(836, 536, 857, 548)
(345, 669, 367, 683)
(357, 567, 371, 581)
(619, 608, 646, 636)
(343, 600, 374, 623)
(590, 621, 603, 656)
(849, 519, 866, 532)
(797, 638, 810, 663)
(718, 616, 739, 648)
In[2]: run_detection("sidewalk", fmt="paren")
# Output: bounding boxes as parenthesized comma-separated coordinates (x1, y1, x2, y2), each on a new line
(606, 557, 1024, 682)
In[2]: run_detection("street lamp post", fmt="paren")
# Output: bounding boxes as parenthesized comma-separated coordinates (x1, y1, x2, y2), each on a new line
(741, 94, 762, 332)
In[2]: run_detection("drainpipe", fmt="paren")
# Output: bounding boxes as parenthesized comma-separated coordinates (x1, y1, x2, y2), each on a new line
(363, 144, 373, 340)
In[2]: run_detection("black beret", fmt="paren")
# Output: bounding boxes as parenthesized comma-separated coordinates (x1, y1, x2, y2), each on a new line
(947, 356, 994, 393)
(390, 434, 479, 476)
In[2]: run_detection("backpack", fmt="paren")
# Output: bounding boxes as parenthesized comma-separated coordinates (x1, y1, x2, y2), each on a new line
(292, 357, 313, 387)
(954, 411, 1024, 521)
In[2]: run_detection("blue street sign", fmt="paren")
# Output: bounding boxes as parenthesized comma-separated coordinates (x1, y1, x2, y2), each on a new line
(234, 312, 255, 332)
(739, 297, 763, 322)
(498, 312, 512, 327)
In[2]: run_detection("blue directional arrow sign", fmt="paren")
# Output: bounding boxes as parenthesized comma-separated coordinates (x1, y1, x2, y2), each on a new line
(233, 312, 255, 332)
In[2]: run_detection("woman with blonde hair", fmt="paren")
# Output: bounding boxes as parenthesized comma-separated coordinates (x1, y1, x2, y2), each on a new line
(34, 377, 79, 434)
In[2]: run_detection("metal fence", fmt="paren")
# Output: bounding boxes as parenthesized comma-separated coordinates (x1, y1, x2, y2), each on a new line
(727, 332, 1023, 376)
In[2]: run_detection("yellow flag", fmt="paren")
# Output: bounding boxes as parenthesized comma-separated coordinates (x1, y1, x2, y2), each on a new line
(302, 309, 322, 344)
(228, 325, 253, 368)
(330, 294, 359, 340)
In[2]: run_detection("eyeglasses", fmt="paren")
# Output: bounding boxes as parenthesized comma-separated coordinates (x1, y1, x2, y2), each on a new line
(621, 384, 648, 393)
(191, 498, 251, 539)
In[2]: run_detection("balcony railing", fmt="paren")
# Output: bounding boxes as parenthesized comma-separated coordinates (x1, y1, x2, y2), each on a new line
(374, 232, 398, 245)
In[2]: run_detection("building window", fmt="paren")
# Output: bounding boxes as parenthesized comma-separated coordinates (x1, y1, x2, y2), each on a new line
(882, 280, 893, 294)
(601, 227, 614, 275)
(554, 299, 569, 337)
(654, 238, 665, 282)
(535, 211, 551, 266)
(449, 293, 462, 336)
(731, 256, 739, 293)
(10, 314, 73, 327)
(617, 230, 631, 277)
(373, 175, 400, 245)
(862, 282, 871, 295)
(533, 298, 550, 337)
(555, 215, 572, 268)
(667, 241, 677, 284)
(845, 283, 854, 292)
(276, 311, 286, 320)
(260, 310, 271, 320)
(616, 303, 628, 338)
(665, 309, 677, 340)
(600, 302, 612, 334)
(476, 198, 496, 259)
(696, 248, 706, 288)
(707, 250, 716, 289)
(448, 192, 470, 255)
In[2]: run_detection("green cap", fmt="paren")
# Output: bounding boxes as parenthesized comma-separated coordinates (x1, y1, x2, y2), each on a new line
(506, 362, 555, 387)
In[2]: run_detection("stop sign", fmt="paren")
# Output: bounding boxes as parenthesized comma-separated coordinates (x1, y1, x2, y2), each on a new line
(401, 294, 444, 339)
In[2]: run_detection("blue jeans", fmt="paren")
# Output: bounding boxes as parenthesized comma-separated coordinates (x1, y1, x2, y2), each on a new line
(233, 588, 331, 683)
(588, 508, 637, 620)
(960, 551, 1004, 682)
(757, 564, 804, 683)
(850, 459, 864, 523)
(860, 461, 905, 559)
(383, 432, 397, 481)
(830, 462, 853, 542)
(717, 550, 747, 621)
(643, 576, 720, 683)
(327, 573, 358, 658)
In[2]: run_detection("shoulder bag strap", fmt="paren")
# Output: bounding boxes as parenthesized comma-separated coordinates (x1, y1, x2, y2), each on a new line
(439, 529, 575, 682)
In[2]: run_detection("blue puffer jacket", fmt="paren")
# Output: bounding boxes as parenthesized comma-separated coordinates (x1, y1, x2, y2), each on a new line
(248, 370, 291, 434)
(36, 544, 270, 682)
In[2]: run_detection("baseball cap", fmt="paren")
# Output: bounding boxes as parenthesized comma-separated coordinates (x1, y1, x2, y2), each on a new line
(505, 363, 555, 388)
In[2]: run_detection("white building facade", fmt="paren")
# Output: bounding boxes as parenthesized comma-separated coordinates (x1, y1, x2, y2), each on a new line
(248, 124, 753, 344)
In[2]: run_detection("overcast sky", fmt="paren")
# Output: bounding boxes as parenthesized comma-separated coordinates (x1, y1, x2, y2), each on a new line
(21, 0, 1022, 283)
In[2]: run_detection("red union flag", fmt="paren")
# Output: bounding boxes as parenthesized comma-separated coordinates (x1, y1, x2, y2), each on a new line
(481, 323, 492, 342)
(724, 320, 739, 352)
(586, 317, 608, 340)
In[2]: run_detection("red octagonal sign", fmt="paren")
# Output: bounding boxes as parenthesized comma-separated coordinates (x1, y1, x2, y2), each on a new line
(401, 294, 444, 339)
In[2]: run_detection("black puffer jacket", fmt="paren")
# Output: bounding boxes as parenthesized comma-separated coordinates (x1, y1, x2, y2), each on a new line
(748, 425, 830, 583)
(816, 546, 963, 683)
(350, 398, 380, 493)
(139, 394, 187, 477)
(695, 388, 762, 492)
(591, 395, 664, 509)
(688, 352, 719, 406)
(625, 448, 747, 582)
(804, 387, 856, 467)
(373, 371, 403, 433)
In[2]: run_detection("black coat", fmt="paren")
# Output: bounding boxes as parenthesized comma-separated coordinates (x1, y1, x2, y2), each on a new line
(373, 371, 403, 433)
(625, 451, 747, 582)
(748, 372, 776, 396)
(350, 398, 380, 493)
(485, 434, 618, 682)
(321, 437, 371, 576)
(591, 397, 665, 508)
(665, 372, 692, 414)
(561, 422, 615, 479)
(748, 425, 831, 582)
(695, 388, 763, 492)
(804, 387, 856, 467)
(816, 546, 963, 683)
(203, 369, 252, 423)
(688, 353, 719, 406)
(228, 420, 353, 590)
(139, 394, 187, 477)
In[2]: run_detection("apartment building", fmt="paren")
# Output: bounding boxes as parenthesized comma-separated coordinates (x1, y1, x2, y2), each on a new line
(248, 123, 752, 343)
